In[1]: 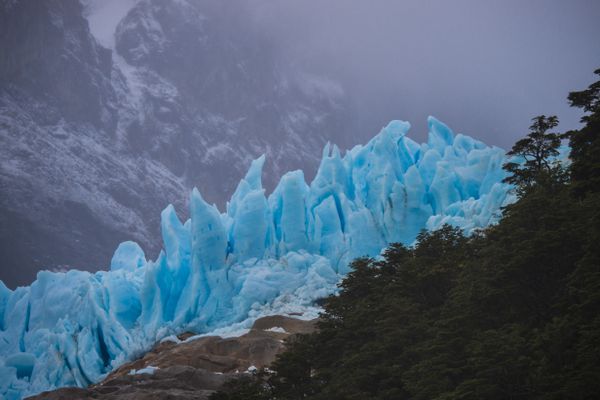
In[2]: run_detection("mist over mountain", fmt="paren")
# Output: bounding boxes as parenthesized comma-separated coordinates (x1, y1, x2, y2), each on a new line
(0, 0, 358, 288)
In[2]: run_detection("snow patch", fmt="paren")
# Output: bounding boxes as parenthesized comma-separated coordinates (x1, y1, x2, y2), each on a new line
(129, 365, 159, 376)
(265, 327, 287, 333)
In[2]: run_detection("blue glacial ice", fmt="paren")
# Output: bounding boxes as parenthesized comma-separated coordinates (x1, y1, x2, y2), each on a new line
(0, 117, 516, 399)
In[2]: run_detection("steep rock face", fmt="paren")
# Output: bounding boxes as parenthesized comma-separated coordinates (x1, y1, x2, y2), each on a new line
(0, 0, 116, 127)
(110, 0, 351, 193)
(0, 0, 154, 289)
(0, 0, 355, 288)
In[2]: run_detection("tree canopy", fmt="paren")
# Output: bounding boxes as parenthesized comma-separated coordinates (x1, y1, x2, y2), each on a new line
(502, 115, 563, 190)
(567, 68, 600, 197)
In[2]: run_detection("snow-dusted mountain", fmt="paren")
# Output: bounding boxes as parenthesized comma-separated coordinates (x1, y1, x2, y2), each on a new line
(0, 0, 356, 288)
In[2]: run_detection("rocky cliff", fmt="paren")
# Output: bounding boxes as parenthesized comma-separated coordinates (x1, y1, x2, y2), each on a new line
(0, 0, 356, 287)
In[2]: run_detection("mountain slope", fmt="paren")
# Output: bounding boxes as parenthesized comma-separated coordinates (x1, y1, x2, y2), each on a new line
(0, 0, 355, 288)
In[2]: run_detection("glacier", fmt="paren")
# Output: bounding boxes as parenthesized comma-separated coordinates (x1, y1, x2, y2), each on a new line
(0, 117, 515, 399)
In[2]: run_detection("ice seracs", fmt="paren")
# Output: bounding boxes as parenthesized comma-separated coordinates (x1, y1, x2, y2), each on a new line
(0, 118, 515, 399)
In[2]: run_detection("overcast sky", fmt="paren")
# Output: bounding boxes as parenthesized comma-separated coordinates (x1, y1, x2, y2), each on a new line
(249, 0, 600, 148)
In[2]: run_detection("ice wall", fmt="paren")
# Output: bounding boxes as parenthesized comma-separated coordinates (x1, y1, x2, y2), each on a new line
(0, 117, 515, 399)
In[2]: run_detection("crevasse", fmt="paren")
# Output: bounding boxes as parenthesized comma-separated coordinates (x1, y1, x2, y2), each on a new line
(0, 117, 514, 399)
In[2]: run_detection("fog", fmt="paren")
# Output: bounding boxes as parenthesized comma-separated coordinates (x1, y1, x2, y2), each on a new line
(85, 0, 600, 147)
(250, 0, 600, 147)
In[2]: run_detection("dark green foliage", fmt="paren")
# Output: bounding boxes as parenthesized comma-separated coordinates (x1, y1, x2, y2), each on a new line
(567, 68, 600, 198)
(209, 374, 272, 400)
(502, 115, 564, 191)
(213, 71, 600, 400)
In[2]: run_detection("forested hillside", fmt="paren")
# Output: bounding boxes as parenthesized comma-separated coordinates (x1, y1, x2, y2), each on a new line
(213, 71, 600, 400)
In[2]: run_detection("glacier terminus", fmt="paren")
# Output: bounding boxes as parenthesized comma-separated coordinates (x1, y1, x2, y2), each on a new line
(0, 118, 516, 399)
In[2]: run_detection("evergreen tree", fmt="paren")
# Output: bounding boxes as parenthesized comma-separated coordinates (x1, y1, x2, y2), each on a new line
(567, 68, 600, 198)
(502, 115, 563, 191)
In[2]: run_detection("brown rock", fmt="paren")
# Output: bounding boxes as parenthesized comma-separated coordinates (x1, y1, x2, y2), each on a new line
(26, 315, 317, 400)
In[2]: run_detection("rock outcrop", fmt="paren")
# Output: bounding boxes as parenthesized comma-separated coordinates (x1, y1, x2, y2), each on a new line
(26, 315, 316, 400)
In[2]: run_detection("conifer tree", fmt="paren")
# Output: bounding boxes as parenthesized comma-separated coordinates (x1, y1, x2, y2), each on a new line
(502, 115, 562, 190)
(567, 68, 600, 198)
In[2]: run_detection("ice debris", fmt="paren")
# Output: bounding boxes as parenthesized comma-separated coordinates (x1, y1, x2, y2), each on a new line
(0, 118, 518, 399)
(265, 327, 287, 333)
(128, 366, 159, 376)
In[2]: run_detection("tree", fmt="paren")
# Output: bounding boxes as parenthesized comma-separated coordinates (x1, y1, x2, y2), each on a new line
(567, 68, 600, 198)
(502, 115, 563, 190)
(210, 374, 272, 400)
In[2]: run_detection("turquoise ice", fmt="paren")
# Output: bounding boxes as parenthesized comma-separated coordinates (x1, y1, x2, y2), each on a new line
(0, 118, 517, 399)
